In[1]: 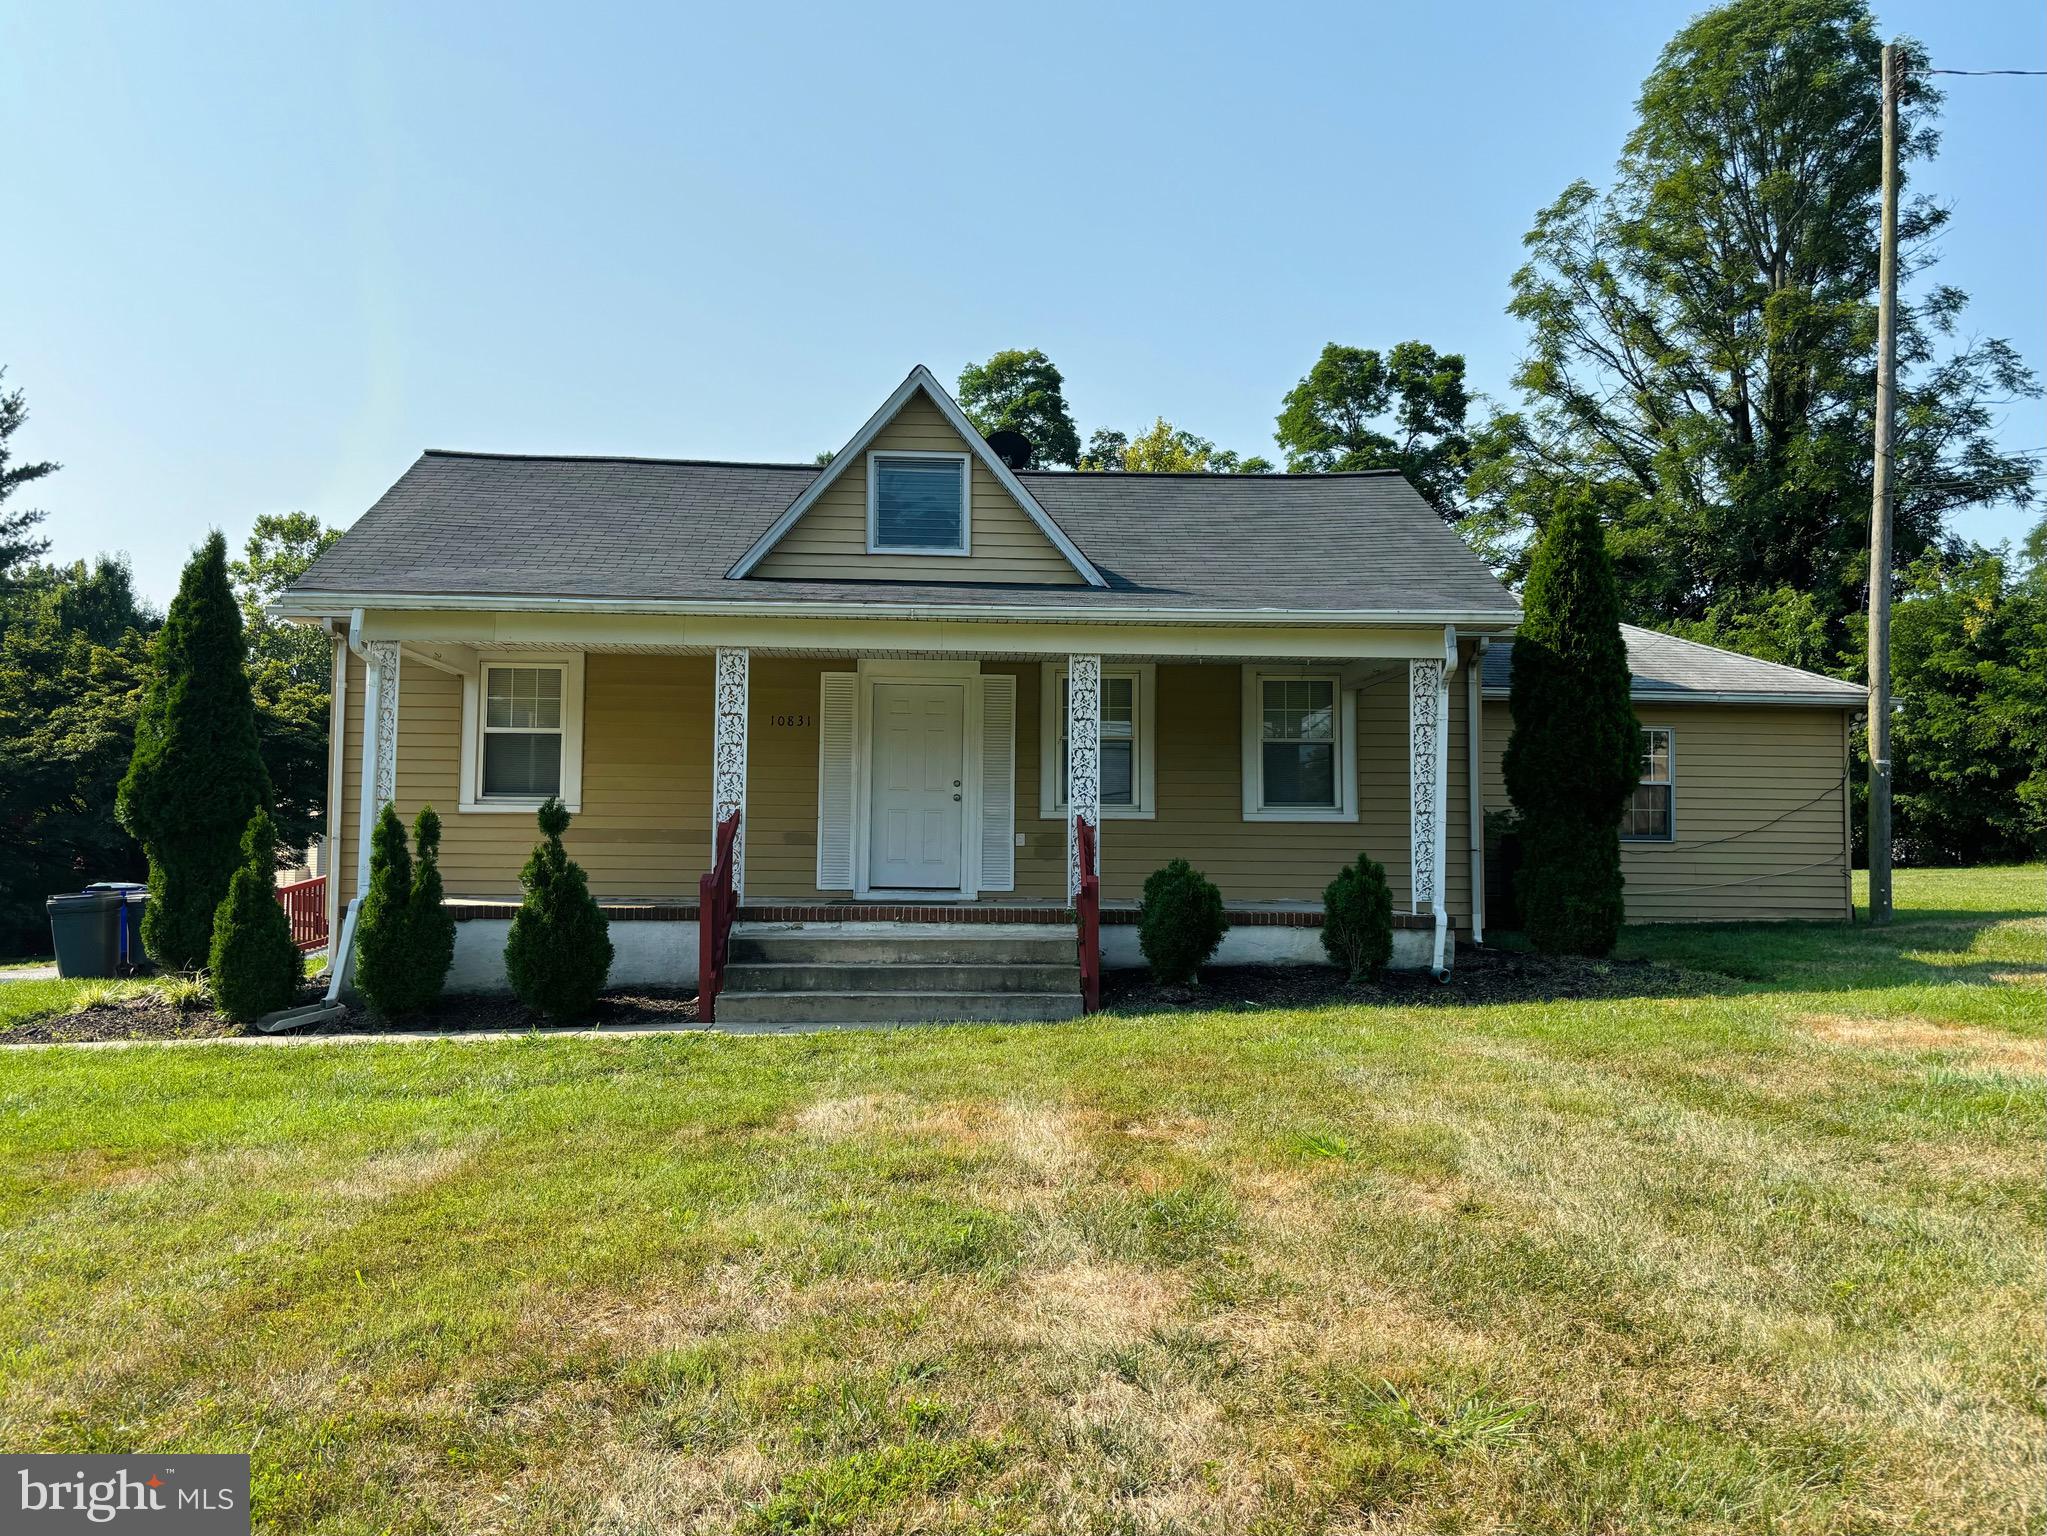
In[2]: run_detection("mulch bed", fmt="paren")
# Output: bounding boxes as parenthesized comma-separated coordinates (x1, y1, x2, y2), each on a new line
(1100, 945, 1700, 1012)
(301, 989, 702, 1035)
(3, 981, 328, 1045)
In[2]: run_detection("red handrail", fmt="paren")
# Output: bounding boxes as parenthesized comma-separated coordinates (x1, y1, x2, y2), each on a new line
(1075, 815, 1100, 1013)
(276, 876, 328, 953)
(698, 811, 741, 1023)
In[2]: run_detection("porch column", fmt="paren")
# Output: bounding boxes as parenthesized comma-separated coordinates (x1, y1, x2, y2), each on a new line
(1066, 653, 1101, 902)
(355, 641, 400, 901)
(713, 646, 749, 900)
(1408, 657, 1448, 919)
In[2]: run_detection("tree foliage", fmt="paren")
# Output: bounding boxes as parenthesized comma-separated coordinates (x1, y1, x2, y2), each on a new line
(504, 797, 612, 1019)
(208, 807, 302, 1023)
(1321, 852, 1395, 980)
(1503, 496, 1639, 955)
(0, 558, 152, 953)
(352, 803, 416, 1015)
(1136, 859, 1229, 985)
(116, 532, 270, 969)
(1467, 0, 2039, 656)
(957, 349, 1082, 469)
(231, 512, 341, 857)
(1879, 550, 2046, 864)
(1097, 418, 1273, 475)
(408, 805, 457, 1005)
(0, 369, 58, 588)
(1276, 342, 1471, 516)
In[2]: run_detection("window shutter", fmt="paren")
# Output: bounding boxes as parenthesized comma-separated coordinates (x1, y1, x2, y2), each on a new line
(979, 674, 1016, 892)
(816, 673, 858, 889)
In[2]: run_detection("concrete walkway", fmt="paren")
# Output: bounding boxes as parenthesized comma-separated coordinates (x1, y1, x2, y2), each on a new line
(0, 965, 59, 982)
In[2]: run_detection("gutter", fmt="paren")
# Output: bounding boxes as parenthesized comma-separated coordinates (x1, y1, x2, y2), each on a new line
(1467, 638, 1487, 945)
(273, 589, 1523, 630)
(1479, 687, 1864, 708)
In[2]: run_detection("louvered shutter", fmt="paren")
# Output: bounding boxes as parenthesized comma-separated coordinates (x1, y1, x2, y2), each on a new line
(816, 673, 857, 889)
(979, 674, 1017, 892)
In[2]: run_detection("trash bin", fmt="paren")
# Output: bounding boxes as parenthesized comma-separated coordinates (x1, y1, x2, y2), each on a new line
(47, 889, 123, 978)
(86, 882, 150, 968)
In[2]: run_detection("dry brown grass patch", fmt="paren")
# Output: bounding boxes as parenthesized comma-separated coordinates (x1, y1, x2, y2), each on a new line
(1796, 1012, 2045, 1070)
(1015, 1261, 1185, 1348)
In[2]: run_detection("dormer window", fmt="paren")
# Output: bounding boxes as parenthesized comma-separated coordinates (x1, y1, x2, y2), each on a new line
(868, 452, 969, 555)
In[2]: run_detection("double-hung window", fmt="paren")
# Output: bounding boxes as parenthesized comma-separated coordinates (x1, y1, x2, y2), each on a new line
(868, 452, 969, 554)
(1622, 727, 1674, 841)
(460, 654, 585, 812)
(1041, 664, 1155, 819)
(1240, 668, 1356, 821)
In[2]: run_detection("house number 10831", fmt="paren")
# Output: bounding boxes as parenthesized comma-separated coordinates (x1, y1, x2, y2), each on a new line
(771, 713, 812, 728)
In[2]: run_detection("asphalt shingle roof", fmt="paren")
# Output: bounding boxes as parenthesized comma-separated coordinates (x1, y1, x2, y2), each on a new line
(290, 451, 1521, 619)
(1482, 624, 1866, 705)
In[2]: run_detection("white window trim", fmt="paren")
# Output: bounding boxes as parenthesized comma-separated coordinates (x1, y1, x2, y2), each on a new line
(1039, 662, 1156, 820)
(866, 450, 972, 557)
(1622, 725, 1676, 843)
(1239, 666, 1358, 823)
(458, 652, 586, 814)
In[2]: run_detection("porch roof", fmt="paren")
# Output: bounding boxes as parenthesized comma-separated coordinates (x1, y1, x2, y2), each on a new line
(285, 450, 1521, 625)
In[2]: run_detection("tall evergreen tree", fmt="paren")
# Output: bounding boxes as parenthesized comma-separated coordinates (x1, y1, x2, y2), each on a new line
(505, 798, 612, 1020)
(407, 805, 457, 1007)
(353, 804, 417, 1016)
(1503, 493, 1640, 955)
(116, 532, 270, 968)
(0, 369, 58, 589)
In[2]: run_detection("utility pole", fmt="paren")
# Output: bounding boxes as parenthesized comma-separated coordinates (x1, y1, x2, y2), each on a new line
(1867, 41, 1899, 925)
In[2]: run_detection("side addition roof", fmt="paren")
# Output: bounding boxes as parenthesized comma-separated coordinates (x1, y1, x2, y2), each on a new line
(1483, 624, 1867, 708)
(726, 365, 1107, 587)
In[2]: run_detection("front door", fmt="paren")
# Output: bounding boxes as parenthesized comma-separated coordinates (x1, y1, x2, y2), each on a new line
(868, 682, 966, 890)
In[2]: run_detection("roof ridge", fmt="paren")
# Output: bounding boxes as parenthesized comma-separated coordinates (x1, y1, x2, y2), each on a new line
(1017, 468, 1404, 480)
(422, 449, 820, 471)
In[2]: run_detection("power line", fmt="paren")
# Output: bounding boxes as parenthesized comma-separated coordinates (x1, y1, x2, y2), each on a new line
(1927, 66, 2047, 76)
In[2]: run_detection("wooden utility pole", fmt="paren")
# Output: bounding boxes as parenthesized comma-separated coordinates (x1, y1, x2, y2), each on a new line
(1866, 42, 1900, 925)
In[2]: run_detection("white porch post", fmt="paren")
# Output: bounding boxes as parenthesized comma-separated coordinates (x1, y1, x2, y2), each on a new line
(1409, 656, 1449, 963)
(1066, 653, 1102, 902)
(713, 646, 749, 900)
(355, 641, 400, 900)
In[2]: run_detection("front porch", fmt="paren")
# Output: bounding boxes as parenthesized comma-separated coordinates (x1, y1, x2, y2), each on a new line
(331, 615, 1484, 1013)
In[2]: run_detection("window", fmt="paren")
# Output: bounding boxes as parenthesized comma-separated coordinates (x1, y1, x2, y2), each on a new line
(1040, 664, 1155, 819)
(1622, 727, 1674, 841)
(459, 653, 585, 812)
(1240, 668, 1357, 821)
(868, 452, 969, 553)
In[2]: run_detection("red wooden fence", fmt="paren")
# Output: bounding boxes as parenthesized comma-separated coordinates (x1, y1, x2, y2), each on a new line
(276, 876, 328, 953)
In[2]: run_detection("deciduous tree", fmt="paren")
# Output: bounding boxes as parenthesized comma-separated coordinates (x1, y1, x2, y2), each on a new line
(1276, 342, 1470, 516)
(957, 349, 1081, 469)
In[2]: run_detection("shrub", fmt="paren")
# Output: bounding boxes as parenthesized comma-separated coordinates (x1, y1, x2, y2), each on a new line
(505, 797, 612, 1020)
(116, 532, 271, 968)
(353, 803, 418, 1016)
(1501, 491, 1638, 956)
(407, 805, 456, 1007)
(1321, 852, 1394, 980)
(1137, 859, 1228, 985)
(207, 808, 302, 1023)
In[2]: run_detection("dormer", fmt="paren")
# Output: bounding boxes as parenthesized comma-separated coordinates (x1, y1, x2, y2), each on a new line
(729, 366, 1104, 587)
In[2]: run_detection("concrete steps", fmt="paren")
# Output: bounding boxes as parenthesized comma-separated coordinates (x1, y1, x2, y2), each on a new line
(716, 923, 1082, 1026)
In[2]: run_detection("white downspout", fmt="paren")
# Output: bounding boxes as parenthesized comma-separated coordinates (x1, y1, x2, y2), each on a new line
(325, 609, 373, 1005)
(1468, 638, 1488, 945)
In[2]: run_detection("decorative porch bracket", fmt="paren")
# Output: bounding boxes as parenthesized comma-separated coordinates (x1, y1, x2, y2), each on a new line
(1066, 653, 1101, 903)
(1408, 657, 1448, 917)
(714, 646, 749, 901)
(356, 640, 400, 899)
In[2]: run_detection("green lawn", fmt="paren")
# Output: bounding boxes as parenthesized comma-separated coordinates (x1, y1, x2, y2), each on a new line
(0, 867, 2039, 1533)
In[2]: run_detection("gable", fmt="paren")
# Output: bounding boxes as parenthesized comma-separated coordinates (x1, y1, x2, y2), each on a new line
(752, 393, 1084, 585)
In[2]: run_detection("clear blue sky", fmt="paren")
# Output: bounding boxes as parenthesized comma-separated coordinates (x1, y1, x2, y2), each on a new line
(4, 1, 2041, 606)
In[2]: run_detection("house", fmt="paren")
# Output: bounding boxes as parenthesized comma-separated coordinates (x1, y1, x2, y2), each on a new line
(277, 366, 1862, 1022)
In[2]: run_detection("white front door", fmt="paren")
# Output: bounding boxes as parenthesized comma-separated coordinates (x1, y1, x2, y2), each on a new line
(868, 681, 966, 890)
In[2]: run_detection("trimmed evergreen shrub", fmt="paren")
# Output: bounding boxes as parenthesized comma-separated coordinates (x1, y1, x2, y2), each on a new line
(505, 797, 612, 1020)
(1321, 852, 1394, 980)
(116, 532, 270, 968)
(352, 804, 419, 1016)
(207, 808, 301, 1023)
(407, 805, 457, 1008)
(1137, 859, 1228, 985)
(1502, 492, 1640, 956)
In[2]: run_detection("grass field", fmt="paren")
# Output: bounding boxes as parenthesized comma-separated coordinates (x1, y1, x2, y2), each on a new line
(0, 866, 2039, 1533)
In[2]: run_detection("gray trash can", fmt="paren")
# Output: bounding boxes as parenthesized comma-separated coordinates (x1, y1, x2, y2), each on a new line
(86, 882, 150, 967)
(47, 890, 122, 978)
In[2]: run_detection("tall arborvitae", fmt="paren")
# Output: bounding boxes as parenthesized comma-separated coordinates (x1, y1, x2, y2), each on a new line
(352, 804, 416, 1016)
(208, 808, 301, 1023)
(116, 531, 270, 968)
(407, 805, 457, 1008)
(1503, 492, 1640, 955)
(505, 797, 612, 1020)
